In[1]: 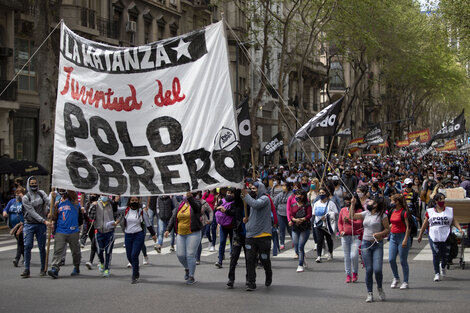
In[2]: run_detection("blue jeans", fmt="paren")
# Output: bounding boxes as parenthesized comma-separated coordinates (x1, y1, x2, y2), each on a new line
(292, 229, 310, 266)
(125, 231, 145, 278)
(218, 226, 233, 264)
(341, 235, 361, 275)
(272, 226, 280, 256)
(96, 231, 115, 270)
(278, 215, 292, 246)
(431, 238, 451, 274)
(23, 223, 47, 271)
(389, 232, 411, 282)
(157, 219, 175, 246)
(176, 231, 201, 277)
(362, 240, 384, 293)
(206, 218, 217, 246)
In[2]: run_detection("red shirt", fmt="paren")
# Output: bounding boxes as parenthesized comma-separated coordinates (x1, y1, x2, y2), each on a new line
(390, 208, 407, 234)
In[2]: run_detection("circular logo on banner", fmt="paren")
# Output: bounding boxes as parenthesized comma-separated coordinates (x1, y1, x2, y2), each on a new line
(239, 119, 251, 136)
(214, 127, 238, 151)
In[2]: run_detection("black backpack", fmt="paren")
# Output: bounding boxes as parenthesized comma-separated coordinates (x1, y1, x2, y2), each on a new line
(388, 208, 418, 237)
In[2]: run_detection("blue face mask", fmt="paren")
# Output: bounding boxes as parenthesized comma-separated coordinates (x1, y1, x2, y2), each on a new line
(319, 194, 327, 201)
(100, 196, 109, 203)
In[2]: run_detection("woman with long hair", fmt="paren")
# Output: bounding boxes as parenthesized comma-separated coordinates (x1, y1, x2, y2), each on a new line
(313, 187, 337, 263)
(288, 189, 312, 272)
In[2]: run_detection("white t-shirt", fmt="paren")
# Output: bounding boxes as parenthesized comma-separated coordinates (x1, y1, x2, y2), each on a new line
(427, 207, 453, 242)
(125, 209, 143, 234)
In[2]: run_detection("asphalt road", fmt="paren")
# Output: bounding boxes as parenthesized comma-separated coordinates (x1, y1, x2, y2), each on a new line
(0, 228, 469, 313)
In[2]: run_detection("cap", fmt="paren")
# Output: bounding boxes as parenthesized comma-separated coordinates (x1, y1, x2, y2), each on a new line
(332, 175, 339, 181)
(453, 176, 459, 181)
(404, 178, 413, 185)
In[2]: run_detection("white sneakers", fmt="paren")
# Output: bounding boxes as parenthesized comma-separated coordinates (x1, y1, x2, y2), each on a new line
(440, 266, 446, 277)
(143, 257, 149, 265)
(365, 292, 373, 303)
(399, 282, 409, 290)
(209, 246, 215, 252)
(434, 273, 440, 282)
(127, 263, 132, 268)
(327, 253, 333, 261)
(315, 256, 322, 263)
(377, 288, 386, 301)
(296, 265, 304, 272)
(390, 278, 400, 288)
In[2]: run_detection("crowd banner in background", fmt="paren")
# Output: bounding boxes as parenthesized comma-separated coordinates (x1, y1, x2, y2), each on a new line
(428, 110, 466, 146)
(52, 21, 243, 196)
(262, 133, 284, 156)
(435, 139, 457, 152)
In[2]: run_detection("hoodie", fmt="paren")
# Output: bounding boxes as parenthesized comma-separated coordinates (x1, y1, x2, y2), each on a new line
(244, 182, 272, 238)
(22, 177, 50, 224)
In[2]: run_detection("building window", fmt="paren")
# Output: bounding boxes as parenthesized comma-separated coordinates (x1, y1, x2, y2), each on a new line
(15, 38, 36, 92)
(329, 61, 345, 90)
(13, 114, 37, 161)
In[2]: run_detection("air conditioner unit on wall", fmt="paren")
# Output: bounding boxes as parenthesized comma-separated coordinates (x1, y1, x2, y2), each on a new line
(126, 21, 137, 33)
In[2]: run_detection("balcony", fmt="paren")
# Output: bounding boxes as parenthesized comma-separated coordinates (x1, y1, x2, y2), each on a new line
(0, 80, 17, 102)
(97, 18, 120, 40)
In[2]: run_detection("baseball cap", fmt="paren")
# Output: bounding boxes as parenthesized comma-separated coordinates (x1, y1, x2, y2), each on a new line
(404, 178, 413, 185)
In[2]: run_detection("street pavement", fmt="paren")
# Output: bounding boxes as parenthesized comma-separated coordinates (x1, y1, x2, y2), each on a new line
(0, 227, 469, 313)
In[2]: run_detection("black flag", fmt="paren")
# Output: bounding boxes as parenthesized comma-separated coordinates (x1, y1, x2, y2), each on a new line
(336, 128, 351, 137)
(290, 96, 344, 144)
(364, 126, 384, 145)
(236, 98, 252, 150)
(262, 133, 284, 156)
(428, 110, 466, 146)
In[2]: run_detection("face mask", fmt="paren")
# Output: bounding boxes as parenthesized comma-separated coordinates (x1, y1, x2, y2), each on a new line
(428, 176, 434, 181)
(447, 175, 452, 178)
(390, 203, 396, 209)
(30, 186, 38, 192)
(290, 174, 295, 178)
(437, 177, 443, 182)
(333, 181, 339, 186)
(130, 202, 139, 209)
(319, 194, 327, 201)
(292, 189, 298, 194)
(407, 183, 413, 189)
(373, 183, 379, 189)
(16, 195, 22, 202)
(249, 191, 257, 198)
(225, 195, 234, 202)
(366, 204, 375, 211)
(357, 192, 364, 198)
(295, 196, 302, 203)
(273, 182, 278, 187)
(100, 196, 109, 203)
(310, 184, 316, 190)
(437, 201, 445, 207)
(89, 196, 98, 202)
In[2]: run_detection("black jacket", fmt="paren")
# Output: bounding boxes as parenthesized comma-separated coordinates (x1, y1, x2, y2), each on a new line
(166, 197, 202, 234)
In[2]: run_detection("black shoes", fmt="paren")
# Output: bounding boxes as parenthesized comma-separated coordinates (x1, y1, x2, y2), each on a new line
(227, 280, 234, 289)
(48, 268, 59, 279)
(20, 269, 30, 278)
(12, 259, 18, 267)
(246, 283, 256, 291)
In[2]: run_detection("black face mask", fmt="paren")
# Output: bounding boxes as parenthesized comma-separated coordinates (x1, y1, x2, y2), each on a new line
(366, 204, 375, 211)
(333, 181, 339, 186)
(225, 195, 234, 202)
(249, 191, 257, 198)
(59, 191, 67, 197)
(302, 183, 308, 187)
(89, 196, 98, 202)
(390, 203, 396, 209)
(30, 186, 38, 192)
(129, 202, 139, 210)
(407, 183, 413, 189)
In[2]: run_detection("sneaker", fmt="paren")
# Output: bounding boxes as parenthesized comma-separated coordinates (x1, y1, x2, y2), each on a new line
(170, 245, 175, 252)
(186, 276, 196, 285)
(209, 246, 215, 252)
(131, 277, 138, 284)
(327, 253, 333, 261)
(346, 275, 351, 283)
(265, 276, 272, 287)
(293, 254, 299, 259)
(154, 245, 162, 253)
(390, 278, 400, 288)
(196, 260, 200, 265)
(86, 262, 93, 270)
(70, 267, 80, 276)
(103, 269, 110, 278)
(365, 292, 373, 303)
(352, 272, 358, 282)
(434, 273, 440, 282)
(20, 269, 30, 278)
(246, 283, 256, 291)
(127, 263, 132, 268)
(399, 282, 409, 290)
(296, 265, 304, 272)
(215, 262, 223, 269)
(378, 288, 386, 301)
(12, 259, 18, 267)
(143, 257, 149, 265)
(280, 245, 285, 250)
(184, 268, 189, 280)
(48, 268, 59, 279)
(315, 256, 322, 263)
(98, 263, 104, 273)
(39, 271, 47, 277)
(440, 266, 446, 277)
(80, 243, 85, 248)
(314, 244, 317, 251)
(227, 280, 234, 289)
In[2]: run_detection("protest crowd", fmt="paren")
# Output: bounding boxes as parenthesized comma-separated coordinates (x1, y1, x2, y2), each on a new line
(2, 152, 468, 302)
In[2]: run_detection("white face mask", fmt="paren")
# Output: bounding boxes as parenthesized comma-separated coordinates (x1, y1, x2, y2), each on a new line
(357, 192, 364, 198)
(428, 176, 434, 181)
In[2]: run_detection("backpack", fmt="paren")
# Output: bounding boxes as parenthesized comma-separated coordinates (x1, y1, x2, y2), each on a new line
(215, 199, 233, 227)
(124, 207, 145, 231)
(388, 208, 418, 237)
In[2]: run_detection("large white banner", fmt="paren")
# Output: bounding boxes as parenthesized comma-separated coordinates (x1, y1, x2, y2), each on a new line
(52, 22, 243, 196)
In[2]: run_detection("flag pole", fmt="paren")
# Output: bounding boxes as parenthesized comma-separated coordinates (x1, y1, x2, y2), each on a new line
(320, 137, 335, 187)
(44, 189, 56, 273)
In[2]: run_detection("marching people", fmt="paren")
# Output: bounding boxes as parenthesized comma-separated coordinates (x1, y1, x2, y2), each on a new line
(47, 190, 82, 278)
(123, 197, 156, 284)
(287, 189, 312, 272)
(313, 187, 337, 263)
(274, 181, 294, 251)
(227, 189, 246, 288)
(418, 193, 463, 281)
(196, 193, 213, 265)
(3, 187, 25, 267)
(338, 194, 363, 283)
(165, 192, 202, 285)
(154, 196, 176, 253)
(21, 177, 52, 278)
(350, 195, 390, 303)
(241, 181, 273, 291)
(88, 194, 119, 277)
(84, 193, 99, 270)
(214, 188, 236, 269)
(388, 194, 412, 289)
(203, 189, 218, 252)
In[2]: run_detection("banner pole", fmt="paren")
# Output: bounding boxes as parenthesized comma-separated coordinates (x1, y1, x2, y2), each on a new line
(44, 189, 56, 273)
(251, 147, 256, 180)
(320, 137, 335, 187)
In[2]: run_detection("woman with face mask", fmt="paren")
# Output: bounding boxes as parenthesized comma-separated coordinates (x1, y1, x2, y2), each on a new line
(313, 187, 337, 263)
(124, 197, 156, 284)
(418, 193, 463, 281)
(288, 190, 312, 272)
(3, 187, 26, 267)
(214, 189, 236, 269)
(274, 181, 294, 251)
(350, 195, 390, 302)
(84, 194, 99, 270)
